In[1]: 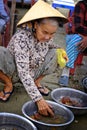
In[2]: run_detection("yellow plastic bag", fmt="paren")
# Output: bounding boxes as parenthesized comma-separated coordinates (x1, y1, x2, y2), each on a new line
(56, 48, 68, 68)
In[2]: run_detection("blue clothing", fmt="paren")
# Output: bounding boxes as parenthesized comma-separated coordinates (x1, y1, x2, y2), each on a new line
(0, 0, 8, 17)
(66, 34, 82, 68)
(0, 0, 10, 33)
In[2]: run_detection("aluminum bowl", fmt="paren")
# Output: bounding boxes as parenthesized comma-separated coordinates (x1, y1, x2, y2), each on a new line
(81, 76, 87, 93)
(51, 87, 87, 115)
(0, 112, 37, 130)
(22, 100, 74, 130)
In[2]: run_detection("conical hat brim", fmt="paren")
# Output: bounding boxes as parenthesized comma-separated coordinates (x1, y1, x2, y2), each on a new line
(17, 0, 68, 26)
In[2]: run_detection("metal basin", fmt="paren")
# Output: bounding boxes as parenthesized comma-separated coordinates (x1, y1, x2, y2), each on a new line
(51, 87, 87, 115)
(22, 100, 74, 130)
(0, 112, 37, 130)
(81, 76, 87, 93)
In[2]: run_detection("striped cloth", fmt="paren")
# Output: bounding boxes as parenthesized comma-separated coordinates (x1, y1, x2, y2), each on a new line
(66, 34, 82, 68)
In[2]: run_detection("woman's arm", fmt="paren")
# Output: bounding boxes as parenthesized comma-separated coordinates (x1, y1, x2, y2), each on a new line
(12, 31, 42, 102)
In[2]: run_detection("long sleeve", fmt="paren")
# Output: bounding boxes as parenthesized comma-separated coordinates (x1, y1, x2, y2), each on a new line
(8, 30, 42, 102)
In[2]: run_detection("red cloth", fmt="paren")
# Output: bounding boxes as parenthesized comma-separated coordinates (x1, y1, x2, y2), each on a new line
(66, 1, 87, 36)
(4, 0, 8, 4)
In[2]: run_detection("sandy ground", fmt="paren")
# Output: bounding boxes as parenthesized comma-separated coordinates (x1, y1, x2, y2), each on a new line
(0, 0, 87, 130)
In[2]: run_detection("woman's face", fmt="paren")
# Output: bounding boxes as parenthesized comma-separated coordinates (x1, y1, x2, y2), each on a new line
(35, 20, 58, 42)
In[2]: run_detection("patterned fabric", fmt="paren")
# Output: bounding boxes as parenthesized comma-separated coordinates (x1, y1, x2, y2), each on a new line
(7, 28, 59, 101)
(66, 0, 87, 36)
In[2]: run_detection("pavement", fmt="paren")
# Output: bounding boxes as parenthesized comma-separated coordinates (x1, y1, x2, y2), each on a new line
(0, 1, 87, 129)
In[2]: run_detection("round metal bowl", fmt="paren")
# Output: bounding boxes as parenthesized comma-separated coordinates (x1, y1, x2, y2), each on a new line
(81, 76, 87, 93)
(0, 112, 37, 130)
(51, 87, 87, 115)
(22, 100, 74, 130)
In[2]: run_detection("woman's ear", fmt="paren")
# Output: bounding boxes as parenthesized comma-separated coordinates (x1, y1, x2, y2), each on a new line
(34, 22, 38, 30)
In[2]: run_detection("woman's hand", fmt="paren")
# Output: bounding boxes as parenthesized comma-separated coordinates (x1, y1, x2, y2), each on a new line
(36, 98, 54, 117)
(76, 35, 87, 51)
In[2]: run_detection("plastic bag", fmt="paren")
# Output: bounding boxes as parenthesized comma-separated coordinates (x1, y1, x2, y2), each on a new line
(56, 48, 68, 68)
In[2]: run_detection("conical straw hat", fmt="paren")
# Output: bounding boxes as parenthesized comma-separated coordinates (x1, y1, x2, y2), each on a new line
(17, 0, 67, 26)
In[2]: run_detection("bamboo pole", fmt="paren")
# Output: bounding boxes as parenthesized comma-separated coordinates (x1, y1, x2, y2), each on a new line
(10, 0, 16, 38)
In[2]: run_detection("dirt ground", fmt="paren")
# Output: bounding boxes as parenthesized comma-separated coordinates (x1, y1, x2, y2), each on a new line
(0, 0, 87, 130)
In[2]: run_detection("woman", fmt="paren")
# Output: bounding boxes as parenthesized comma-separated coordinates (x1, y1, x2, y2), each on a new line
(58, 0, 87, 87)
(0, 0, 67, 116)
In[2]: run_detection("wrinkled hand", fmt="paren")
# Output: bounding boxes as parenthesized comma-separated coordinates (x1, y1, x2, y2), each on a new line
(36, 98, 54, 117)
(76, 34, 87, 51)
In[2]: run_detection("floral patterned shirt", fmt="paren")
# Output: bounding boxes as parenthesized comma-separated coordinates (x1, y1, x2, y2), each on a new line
(7, 28, 59, 102)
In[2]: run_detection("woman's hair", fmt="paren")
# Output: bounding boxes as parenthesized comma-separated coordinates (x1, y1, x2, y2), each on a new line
(31, 17, 59, 27)
(20, 17, 59, 32)
(31, 17, 59, 32)
(36, 17, 59, 26)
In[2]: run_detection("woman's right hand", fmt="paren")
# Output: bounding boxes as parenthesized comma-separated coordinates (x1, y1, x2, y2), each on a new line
(36, 98, 54, 117)
(76, 34, 87, 51)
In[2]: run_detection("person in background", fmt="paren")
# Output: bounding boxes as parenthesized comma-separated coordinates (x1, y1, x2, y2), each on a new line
(0, 0, 10, 34)
(0, 0, 10, 46)
(0, 0, 10, 21)
(58, 0, 87, 87)
(0, 0, 68, 116)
